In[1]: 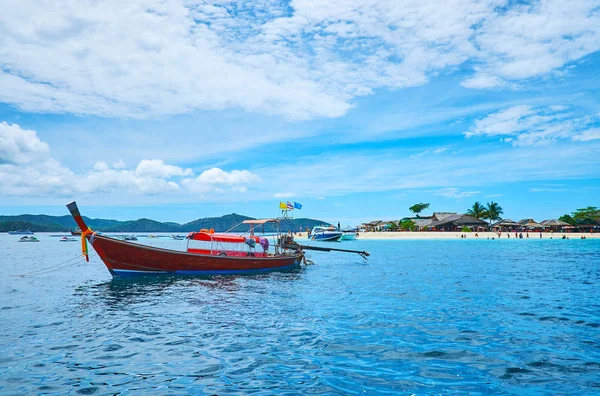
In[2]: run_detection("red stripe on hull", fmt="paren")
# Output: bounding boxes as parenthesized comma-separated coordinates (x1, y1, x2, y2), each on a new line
(90, 235, 302, 274)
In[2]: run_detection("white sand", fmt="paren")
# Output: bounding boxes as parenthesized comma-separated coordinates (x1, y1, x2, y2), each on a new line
(295, 231, 598, 240)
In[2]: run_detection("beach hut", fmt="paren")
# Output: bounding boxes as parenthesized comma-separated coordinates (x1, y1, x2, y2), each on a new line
(518, 219, 544, 230)
(430, 214, 488, 232)
(491, 219, 520, 231)
(363, 220, 383, 232)
(540, 219, 570, 232)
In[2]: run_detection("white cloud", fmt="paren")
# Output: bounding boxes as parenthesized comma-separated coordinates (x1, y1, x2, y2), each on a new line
(182, 168, 261, 193)
(461, 74, 505, 89)
(465, 105, 600, 146)
(0, 122, 258, 198)
(274, 192, 294, 198)
(112, 159, 126, 169)
(0, 1, 598, 120)
(465, 0, 600, 88)
(249, 141, 600, 201)
(135, 159, 192, 178)
(0, 122, 49, 164)
(435, 188, 481, 199)
(529, 187, 566, 192)
(93, 162, 109, 172)
(572, 128, 600, 142)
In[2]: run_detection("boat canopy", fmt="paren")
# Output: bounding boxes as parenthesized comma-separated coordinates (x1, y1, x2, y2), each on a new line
(188, 231, 261, 243)
(241, 219, 278, 225)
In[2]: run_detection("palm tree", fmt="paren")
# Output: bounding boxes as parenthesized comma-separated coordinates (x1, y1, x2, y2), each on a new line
(467, 201, 486, 219)
(485, 201, 503, 226)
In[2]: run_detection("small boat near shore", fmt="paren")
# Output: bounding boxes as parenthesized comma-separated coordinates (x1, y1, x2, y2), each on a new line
(340, 228, 358, 240)
(60, 236, 77, 242)
(310, 226, 343, 242)
(19, 236, 39, 242)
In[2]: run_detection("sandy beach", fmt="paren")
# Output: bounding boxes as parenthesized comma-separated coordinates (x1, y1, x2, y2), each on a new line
(297, 231, 599, 240)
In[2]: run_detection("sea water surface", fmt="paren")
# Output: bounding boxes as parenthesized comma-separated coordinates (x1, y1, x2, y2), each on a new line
(1, 234, 599, 395)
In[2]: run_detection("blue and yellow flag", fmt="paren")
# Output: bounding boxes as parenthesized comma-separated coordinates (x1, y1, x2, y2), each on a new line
(294, 202, 302, 209)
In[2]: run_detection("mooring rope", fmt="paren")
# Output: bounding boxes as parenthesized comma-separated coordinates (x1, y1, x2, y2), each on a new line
(11, 251, 98, 277)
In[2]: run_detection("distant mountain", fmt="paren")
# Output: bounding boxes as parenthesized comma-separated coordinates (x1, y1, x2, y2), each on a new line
(1, 213, 330, 233)
(0, 220, 67, 233)
(0, 214, 122, 230)
(102, 218, 184, 233)
(182, 213, 254, 232)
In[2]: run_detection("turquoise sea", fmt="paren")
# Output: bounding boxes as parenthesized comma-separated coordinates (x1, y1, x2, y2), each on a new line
(1, 234, 599, 395)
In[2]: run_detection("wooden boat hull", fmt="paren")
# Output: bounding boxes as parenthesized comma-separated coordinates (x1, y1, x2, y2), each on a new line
(89, 234, 302, 277)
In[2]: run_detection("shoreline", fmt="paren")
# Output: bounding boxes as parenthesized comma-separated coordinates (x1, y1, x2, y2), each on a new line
(297, 231, 599, 240)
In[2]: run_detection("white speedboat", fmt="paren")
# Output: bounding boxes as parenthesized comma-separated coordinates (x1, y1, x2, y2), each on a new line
(309, 226, 343, 242)
(340, 228, 358, 240)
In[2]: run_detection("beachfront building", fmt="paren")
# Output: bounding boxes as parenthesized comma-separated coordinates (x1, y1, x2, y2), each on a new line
(540, 219, 569, 232)
(491, 219, 521, 231)
(401, 212, 457, 231)
(430, 214, 488, 231)
(518, 219, 544, 231)
(362, 220, 383, 232)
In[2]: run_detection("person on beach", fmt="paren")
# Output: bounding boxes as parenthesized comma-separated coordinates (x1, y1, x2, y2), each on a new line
(540, 232, 542, 238)
(519, 232, 523, 239)
(526, 232, 529, 238)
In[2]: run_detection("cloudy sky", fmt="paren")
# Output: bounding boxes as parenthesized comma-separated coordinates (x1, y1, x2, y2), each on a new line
(1, 0, 599, 224)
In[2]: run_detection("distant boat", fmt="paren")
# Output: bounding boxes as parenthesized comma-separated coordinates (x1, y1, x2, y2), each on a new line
(310, 226, 343, 242)
(60, 236, 77, 242)
(124, 235, 138, 241)
(19, 236, 39, 242)
(340, 228, 358, 241)
(71, 228, 82, 235)
(8, 230, 34, 235)
(171, 235, 185, 240)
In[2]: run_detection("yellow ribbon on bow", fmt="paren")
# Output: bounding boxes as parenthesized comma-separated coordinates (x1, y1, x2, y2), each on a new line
(81, 228, 94, 262)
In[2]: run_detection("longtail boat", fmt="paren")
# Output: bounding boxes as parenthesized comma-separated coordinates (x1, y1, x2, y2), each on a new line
(66, 201, 304, 277)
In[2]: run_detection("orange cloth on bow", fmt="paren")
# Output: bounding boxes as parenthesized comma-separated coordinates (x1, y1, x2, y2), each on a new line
(81, 228, 94, 262)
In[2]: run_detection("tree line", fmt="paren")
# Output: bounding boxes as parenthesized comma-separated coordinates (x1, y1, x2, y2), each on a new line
(408, 201, 503, 225)
(406, 202, 599, 226)
(559, 206, 599, 225)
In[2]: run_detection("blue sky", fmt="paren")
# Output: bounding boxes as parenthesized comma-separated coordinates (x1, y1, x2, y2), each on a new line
(1, 0, 599, 225)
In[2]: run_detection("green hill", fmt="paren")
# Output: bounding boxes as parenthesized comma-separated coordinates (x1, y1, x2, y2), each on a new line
(1, 213, 329, 233)
(0, 220, 68, 233)
(181, 213, 254, 232)
(102, 218, 184, 233)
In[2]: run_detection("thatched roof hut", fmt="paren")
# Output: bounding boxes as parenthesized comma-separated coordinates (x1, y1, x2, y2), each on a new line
(540, 219, 570, 227)
(519, 219, 544, 229)
(431, 214, 488, 230)
(491, 219, 520, 228)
